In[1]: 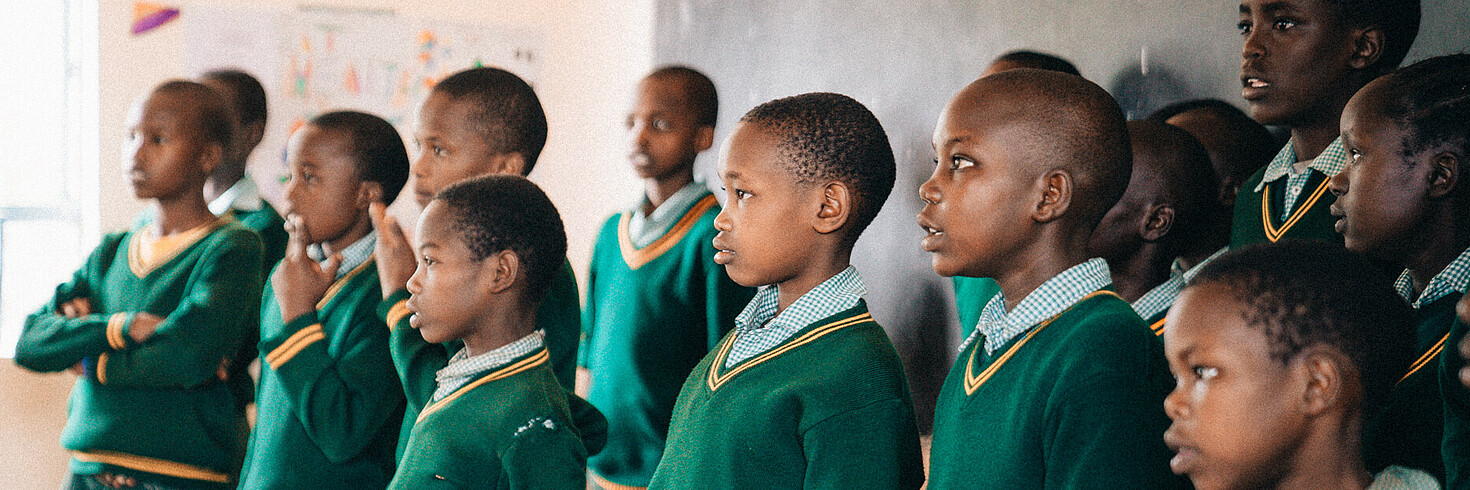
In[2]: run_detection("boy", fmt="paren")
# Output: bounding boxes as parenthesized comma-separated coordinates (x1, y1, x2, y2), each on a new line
(1089, 120, 1219, 331)
(1163, 241, 1437, 489)
(1230, 0, 1419, 246)
(369, 67, 583, 452)
(580, 66, 754, 489)
(1329, 54, 1470, 483)
(15, 80, 262, 489)
(238, 111, 409, 488)
(920, 69, 1181, 488)
(388, 175, 594, 488)
(953, 50, 1081, 331)
(648, 93, 922, 488)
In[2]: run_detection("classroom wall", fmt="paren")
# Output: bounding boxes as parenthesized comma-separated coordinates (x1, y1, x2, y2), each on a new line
(653, 0, 1470, 431)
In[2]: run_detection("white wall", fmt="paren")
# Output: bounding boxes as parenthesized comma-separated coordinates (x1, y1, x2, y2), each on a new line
(98, 0, 654, 283)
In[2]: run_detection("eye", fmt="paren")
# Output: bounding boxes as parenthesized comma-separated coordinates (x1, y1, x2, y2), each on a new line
(734, 189, 752, 200)
(302, 172, 319, 184)
(949, 156, 976, 171)
(1349, 149, 1362, 162)
(625, 116, 635, 130)
(1237, 21, 1252, 35)
(151, 135, 167, 145)
(652, 119, 672, 131)
(1192, 366, 1219, 380)
(433, 145, 447, 157)
(1272, 17, 1297, 31)
(421, 255, 436, 266)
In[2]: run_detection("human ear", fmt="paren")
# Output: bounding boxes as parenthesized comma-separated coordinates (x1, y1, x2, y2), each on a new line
(695, 126, 715, 153)
(357, 181, 385, 208)
(199, 142, 224, 177)
(1033, 170, 1073, 223)
(1298, 347, 1347, 416)
(1427, 152, 1460, 200)
(498, 153, 528, 176)
(813, 182, 851, 235)
(1348, 27, 1385, 71)
(483, 250, 521, 295)
(1140, 204, 1176, 242)
(243, 120, 265, 151)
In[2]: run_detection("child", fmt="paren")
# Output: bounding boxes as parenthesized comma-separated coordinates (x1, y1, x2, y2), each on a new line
(388, 175, 595, 488)
(198, 69, 287, 270)
(15, 80, 262, 489)
(237, 111, 409, 488)
(368, 67, 583, 453)
(1329, 53, 1470, 484)
(1163, 241, 1437, 489)
(648, 93, 922, 488)
(920, 69, 1181, 488)
(1089, 120, 1219, 331)
(1230, 0, 1420, 246)
(580, 66, 755, 489)
(953, 50, 1080, 332)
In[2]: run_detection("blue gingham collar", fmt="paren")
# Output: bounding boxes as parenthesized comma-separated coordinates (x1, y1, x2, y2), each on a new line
(962, 258, 1112, 354)
(1254, 137, 1349, 192)
(432, 330, 545, 401)
(1132, 246, 1229, 321)
(308, 233, 376, 280)
(1395, 246, 1470, 309)
(734, 266, 866, 334)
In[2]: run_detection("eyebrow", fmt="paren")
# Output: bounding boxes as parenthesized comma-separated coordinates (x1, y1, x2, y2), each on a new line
(723, 171, 741, 180)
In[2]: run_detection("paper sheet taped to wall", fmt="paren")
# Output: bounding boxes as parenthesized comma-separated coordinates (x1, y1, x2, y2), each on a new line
(182, 5, 545, 204)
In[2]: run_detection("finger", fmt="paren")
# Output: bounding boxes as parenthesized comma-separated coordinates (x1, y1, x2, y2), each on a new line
(61, 302, 77, 318)
(77, 298, 93, 316)
(321, 253, 343, 278)
(369, 202, 388, 231)
(286, 215, 312, 260)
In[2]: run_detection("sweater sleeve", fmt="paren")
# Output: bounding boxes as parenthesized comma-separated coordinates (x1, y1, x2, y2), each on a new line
(260, 304, 405, 464)
(537, 261, 581, 388)
(501, 415, 589, 490)
(1442, 319, 1470, 489)
(14, 234, 124, 372)
(380, 288, 446, 414)
(1044, 371, 1187, 489)
(95, 232, 263, 388)
(800, 397, 925, 490)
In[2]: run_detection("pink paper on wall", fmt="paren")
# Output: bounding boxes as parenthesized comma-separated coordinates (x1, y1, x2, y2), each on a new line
(131, 2, 179, 35)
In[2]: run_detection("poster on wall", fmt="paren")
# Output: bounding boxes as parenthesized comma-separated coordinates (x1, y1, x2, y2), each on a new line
(182, 5, 545, 205)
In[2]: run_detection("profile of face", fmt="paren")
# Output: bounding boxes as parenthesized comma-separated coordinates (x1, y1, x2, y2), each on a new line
(1238, 0, 1362, 126)
(1162, 283, 1309, 490)
(405, 201, 496, 344)
(1327, 78, 1427, 260)
(410, 91, 511, 207)
(627, 76, 712, 181)
(122, 91, 218, 201)
(711, 122, 821, 288)
(282, 124, 375, 246)
(917, 83, 1040, 278)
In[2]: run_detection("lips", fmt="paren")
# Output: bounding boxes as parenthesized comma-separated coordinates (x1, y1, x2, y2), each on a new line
(711, 235, 734, 264)
(629, 152, 651, 167)
(1329, 203, 1346, 234)
(1162, 428, 1197, 475)
(917, 214, 945, 252)
(414, 186, 434, 205)
(404, 298, 423, 329)
(1241, 72, 1272, 101)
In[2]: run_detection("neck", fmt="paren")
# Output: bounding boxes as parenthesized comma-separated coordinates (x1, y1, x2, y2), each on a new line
(1110, 244, 1174, 303)
(995, 230, 1092, 312)
(320, 215, 374, 260)
(775, 249, 851, 313)
(204, 166, 246, 203)
(1406, 211, 1470, 295)
(460, 301, 538, 357)
(1274, 415, 1372, 490)
(152, 191, 216, 236)
(643, 173, 695, 215)
(1288, 84, 1360, 162)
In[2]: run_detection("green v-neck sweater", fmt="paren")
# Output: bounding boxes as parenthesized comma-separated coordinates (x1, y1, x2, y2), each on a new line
(648, 301, 924, 489)
(388, 347, 591, 489)
(15, 222, 262, 486)
(928, 291, 1185, 489)
(1231, 167, 1342, 247)
(1440, 307, 1470, 489)
(239, 258, 405, 488)
(581, 193, 755, 487)
(1363, 292, 1458, 481)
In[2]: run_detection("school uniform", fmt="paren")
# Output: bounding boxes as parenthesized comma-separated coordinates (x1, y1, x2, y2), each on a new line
(951, 276, 1001, 339)
(1364, 247, 1470, 481)
(15, 217, 262, 488)
(238, 235, 404, 489)
(1231, 138, 1347, 247)
(1131, 246, 1229, 334)
(928, 259, 1183, 489)
(581, 183, 755, 489)
(1369, 466, 1443, 490)
(1440, 302, 1470, 489)
(388, 333, 591, 489)
(648, 267, 924, 489)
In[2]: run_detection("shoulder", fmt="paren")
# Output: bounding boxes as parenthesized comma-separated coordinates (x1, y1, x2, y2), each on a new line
(237, 202, 285, 230)
(1039, 293, 1162, 376)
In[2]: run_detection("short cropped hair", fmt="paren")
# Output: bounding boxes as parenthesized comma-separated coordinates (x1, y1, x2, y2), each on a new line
(1186, 240, 1415, 416)
(153, 80, 234, 150)
(993, 50, 1081, 77)
(1374, 53, 1470, 163)
(1148, 99, 1276, 184)
(200, 69, 268, 127)
(309, 111, 411, 204)
(434, 175, 567, 304)
(1325, 0, 1420, 75)
(431, 67, 548, 174)
(740, 92, 895, 245)
(648, 65, 719, 127)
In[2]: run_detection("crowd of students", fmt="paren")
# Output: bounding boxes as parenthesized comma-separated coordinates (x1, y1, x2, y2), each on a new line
(14, 0, 1470, 488)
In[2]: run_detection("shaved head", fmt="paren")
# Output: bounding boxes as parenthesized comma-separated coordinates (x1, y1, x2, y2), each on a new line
(1126, 120, 1217, 248)
(954, 68, 1132, 229)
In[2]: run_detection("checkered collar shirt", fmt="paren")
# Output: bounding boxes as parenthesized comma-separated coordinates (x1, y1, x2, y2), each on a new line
(960, 258, 1113, 355)
(724, 266, 865, 367)
(627, 181, 708, 248)
(307, 233, 376, 280)
(1132, 246, 1230, 321)
(1253, 137, 1349, 220)
(1395, 246, 1470, 309)
(432, 330, 546, 401)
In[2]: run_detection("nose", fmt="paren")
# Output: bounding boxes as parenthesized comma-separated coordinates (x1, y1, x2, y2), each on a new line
(1327, 167, 1349, 197)
(1241, 26, 1264, 62)
(712, 206, 732, 232)
(630, 121, 650, 151)
(1163, 381, 1190, 421)
(406, 262, 425, 295)
(918, 173, 942, 206)
(411, 147, 431, 180)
